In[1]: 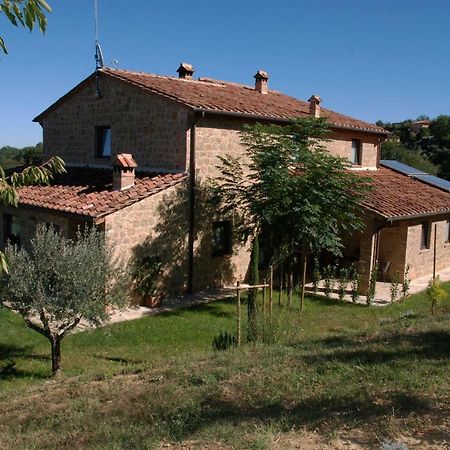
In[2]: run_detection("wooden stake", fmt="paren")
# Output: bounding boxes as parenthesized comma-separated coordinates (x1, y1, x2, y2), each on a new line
(236, 281, 241, 346)
(262, 279, 266, 317)
(300, 253, 307, 312)
(269, 265, 273, 317)
(433, 223, 437, 280)
(278, 264, 283, 305)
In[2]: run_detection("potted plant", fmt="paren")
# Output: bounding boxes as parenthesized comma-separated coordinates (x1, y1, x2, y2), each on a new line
(132, 255, 164, 307)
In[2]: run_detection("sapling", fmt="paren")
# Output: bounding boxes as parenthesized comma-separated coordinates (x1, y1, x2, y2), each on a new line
(337, 267, 349, 301)
(401, 263, 411, 299)
(366, 265, 377, 306)
(426, 276, 447, 315)
(350, 266, 361, 304)
(389, 271, 400, 303)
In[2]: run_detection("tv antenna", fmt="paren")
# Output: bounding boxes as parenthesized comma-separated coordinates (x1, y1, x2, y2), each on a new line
(94, 0, 104, 69)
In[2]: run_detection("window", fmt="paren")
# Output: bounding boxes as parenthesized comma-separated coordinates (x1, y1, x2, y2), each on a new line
(212, 221, 232, 256)
(3, 214, 22, 247)
(350, 139, 362, 165)
(96, 126, 112, 158)
(421, 221, 431, 249)
(446, 220, 450, 243)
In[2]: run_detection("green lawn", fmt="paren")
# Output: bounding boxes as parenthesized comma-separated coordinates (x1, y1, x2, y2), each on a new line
(0, 289, 449, 449)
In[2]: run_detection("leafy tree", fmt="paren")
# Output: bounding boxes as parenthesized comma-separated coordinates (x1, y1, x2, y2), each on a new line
(17, 142, 43, 165)
(0, 0, 52, 53)
(381, 140, 438, 174)
(1, 225, 128, 375)
(217, 118, 371, 311)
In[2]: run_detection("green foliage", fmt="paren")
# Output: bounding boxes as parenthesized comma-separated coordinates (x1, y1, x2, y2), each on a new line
(350, 265, 361, 303)
(0, 225, 128, 374)
(218, 118, 371, 258)
(312, 257, 321, 294)
(390, 272, 401, 303)
(381, 140, 437, 174)
(323, 264, 335, 299)
(426, 276, 447, 315)
(402, 264, 411, 299)
(0, 0, 51, 53)
(247, 237, 259, 341)
(337, 267, 349, 301)
(366, 266, 378, 306)
(131, 255, 162, 298)
(212, 331, 237, 351)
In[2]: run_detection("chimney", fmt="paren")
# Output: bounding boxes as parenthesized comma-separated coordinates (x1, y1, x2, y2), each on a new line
(308, 95, 322, 118)
(177, 62, 195, 79)
(112, 153, 138, 191)
(254, 70, 269, 94)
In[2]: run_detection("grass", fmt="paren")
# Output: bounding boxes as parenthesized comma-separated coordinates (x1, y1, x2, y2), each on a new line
(0, 288, 449, 449)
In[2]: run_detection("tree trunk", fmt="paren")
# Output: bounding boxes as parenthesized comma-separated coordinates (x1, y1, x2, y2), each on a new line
(50, 336, 62, 376)
(300, 251, 307, 312)
(247, 236, 259, 342)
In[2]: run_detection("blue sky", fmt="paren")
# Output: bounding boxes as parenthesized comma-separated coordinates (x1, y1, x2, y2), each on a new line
(1, 0, 449, 147)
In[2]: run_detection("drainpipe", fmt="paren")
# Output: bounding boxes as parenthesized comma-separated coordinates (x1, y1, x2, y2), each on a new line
(187, 111, 205, 295)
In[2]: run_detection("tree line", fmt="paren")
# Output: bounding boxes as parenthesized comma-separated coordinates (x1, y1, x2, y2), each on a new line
(0, 142, 43, 169)
(377, 115, 450, 179)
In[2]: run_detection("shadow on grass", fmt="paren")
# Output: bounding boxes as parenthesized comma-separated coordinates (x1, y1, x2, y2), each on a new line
(303, 329, 450, 365)
(156, 389, 435, 444)
(150, 302, 235, 320)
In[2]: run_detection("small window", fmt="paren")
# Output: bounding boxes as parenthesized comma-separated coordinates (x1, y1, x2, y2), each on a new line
(96, 126, 112, 158)
(350, 139, 362, 165)
(4, 214, 22, 247)
(212, 221, 232, 256)
(446, 220, 450, 243)
(421, 221, 431, 249)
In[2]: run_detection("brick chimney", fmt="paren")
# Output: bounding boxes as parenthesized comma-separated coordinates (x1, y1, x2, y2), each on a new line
(112, 153, 138, 191)
(254, 70, 269, 94)
(177, 62, 195, 79)
(308, 95, 322, 118)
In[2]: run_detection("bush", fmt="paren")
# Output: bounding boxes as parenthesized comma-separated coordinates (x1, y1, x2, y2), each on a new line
(426, 276, 447, 315)
(212, 331, 237, 351)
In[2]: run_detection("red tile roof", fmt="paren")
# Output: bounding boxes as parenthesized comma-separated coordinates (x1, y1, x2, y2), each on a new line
(34, 68, 387, 135)
(358, 167, 450, 220)
(15, 167, 186, 220)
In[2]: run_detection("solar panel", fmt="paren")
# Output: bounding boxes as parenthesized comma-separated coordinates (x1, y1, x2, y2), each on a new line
(380, 160, 427, 175)
(411, 174, 450, 192)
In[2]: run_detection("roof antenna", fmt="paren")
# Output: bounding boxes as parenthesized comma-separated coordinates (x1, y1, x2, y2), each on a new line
(94, 0, 104, 98)
(94, 0, 104, 69)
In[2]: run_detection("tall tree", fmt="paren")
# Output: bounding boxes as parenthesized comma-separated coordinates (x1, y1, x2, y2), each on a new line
(1, 225, 128, 375)
(0, 0, 52, 53)
(217, 118, 371, 311)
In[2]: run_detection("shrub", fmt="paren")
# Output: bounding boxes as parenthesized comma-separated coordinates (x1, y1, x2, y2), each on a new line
(402, 263, 411, 299)
(323, 264, 335, 299)
(212, 331, 237, 351)
(366, 265, 377, 306)
(132, 255, 162, 298)
(350, 266, 361, 304)
(389, 271, 400, 303)
(337, 267, 349, 301)
(426, 276, 447, 315)
(312, 257, 321, 294)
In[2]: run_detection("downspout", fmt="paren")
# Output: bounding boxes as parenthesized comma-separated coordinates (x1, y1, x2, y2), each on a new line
(187, 111, 205, 295)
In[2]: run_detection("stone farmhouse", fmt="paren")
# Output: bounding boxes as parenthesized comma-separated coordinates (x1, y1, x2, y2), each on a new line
(2, 63, 450, 297)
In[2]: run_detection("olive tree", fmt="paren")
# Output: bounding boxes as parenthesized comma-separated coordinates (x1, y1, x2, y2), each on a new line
(1, 225, 128, 375)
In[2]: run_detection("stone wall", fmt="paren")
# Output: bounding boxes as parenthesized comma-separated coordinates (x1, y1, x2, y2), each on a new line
(327, 129, 380, 168)
(40, 74, 190, 171)
(405, 217, 450, 280)
(378, 225, 408, 281)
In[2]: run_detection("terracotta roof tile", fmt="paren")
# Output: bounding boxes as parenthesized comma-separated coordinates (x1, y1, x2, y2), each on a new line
(34, 68, 387, 134)
(15, 167, 187, 220)
(357, 167, 450, 219)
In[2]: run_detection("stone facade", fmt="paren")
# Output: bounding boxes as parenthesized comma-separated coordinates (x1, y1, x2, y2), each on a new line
(40, 74, 190, 172)
(405, 217, 450, 280)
